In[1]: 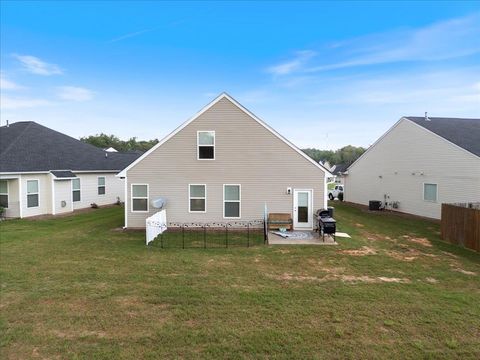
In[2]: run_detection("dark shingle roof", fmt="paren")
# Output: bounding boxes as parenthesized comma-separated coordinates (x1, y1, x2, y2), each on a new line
(405, 117, 480, 157)
(51, 170, 77, 178)
(332, 164, 348, 175)
(0, 121, 142, 173)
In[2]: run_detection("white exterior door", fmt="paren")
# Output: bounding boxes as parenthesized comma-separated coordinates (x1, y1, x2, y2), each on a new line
(293, 189, 313, 229)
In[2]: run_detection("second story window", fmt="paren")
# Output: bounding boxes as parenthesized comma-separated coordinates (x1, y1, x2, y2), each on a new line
(197, 131, 215, 160)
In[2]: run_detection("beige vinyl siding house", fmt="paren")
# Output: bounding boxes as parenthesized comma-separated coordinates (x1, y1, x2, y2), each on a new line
(119, 93, 330, 229)
(345, 117, 480, 219)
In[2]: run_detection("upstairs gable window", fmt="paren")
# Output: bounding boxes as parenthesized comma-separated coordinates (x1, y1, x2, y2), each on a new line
(197, 131, 215, 160)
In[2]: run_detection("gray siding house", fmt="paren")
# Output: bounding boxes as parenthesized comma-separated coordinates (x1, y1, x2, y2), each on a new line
(118, 93, 331, 229)
(345, 116, 480, 219)
(0, 121, 140, 218)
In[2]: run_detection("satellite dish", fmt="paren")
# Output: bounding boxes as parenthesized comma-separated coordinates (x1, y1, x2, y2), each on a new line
(151, 197, 167, 209)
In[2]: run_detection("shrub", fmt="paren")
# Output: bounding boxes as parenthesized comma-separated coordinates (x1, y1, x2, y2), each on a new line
(90, 203, 99, 209)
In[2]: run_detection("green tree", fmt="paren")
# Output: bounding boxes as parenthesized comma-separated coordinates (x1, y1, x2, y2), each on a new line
(302, 145, 366, 167)
(80, 133, 158, 152)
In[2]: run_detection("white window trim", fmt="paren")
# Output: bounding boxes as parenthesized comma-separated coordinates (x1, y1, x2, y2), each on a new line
(131, 183, 149, 213)
(0, 179, 9, 208)
(423, 182, 438, 203)
(97, 176, 106, 196)
(197, 130, 215, 161)
(26, 179, 40, 208)
(72, 178, 81, 203)
(188, 184, 207, 213)
(223, 184, 241, 219)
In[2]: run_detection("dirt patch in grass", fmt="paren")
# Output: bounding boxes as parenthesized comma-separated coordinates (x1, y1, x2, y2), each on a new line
(406, 236, 432, 247)
(386, 248, 421, 262)
(268, 272, 411, 284)
(354, 223, 365, 228)
(206, 258, 232, 267)
(425, 277, 438, 284)
(340, 246, 377, 256)
(451, 268, 477, 276)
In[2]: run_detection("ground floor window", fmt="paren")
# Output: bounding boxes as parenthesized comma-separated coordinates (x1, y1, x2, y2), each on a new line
(189, 184, 206, 212)
(423, 183, 437, 202)
(0, 180, 8, 208)
(98, 177, 106, 195)
(224, 184, 241, 218)
(27, 180, 39, 208)
(132, 184, 148, 212)
(72, 178, 81, 202)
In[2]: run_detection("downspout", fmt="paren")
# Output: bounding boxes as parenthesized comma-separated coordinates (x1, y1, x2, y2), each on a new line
(124, 175, 128, 229)
(323, 173, 328, 209)
(51, 173, 56, 215)
(18, 175, 23, 218)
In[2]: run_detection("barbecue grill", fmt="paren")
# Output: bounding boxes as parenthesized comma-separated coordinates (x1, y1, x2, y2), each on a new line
(316, 209, 336, 242)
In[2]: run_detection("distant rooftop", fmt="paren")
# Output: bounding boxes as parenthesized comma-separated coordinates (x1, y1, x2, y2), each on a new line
(405, 116, 480, 157)
(0, 121, 142, 173)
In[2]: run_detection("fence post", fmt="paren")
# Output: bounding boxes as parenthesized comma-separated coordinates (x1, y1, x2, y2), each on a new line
(226, 224, 228, 248)
(160, 233, 163, 249)
(182, 225, 185, 249)
(247, 222, 250, 247)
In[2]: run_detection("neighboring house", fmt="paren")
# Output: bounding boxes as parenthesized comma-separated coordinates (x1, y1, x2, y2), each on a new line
(330, 164, 348, 184)
(344, 116, 480, 219)
(0, 121, 141, 218)
(118, 93, 331, 229)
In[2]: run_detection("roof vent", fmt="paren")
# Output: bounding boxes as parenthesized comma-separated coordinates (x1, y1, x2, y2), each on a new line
(105, 152, 108, 158)
(425, 112, 430, 121)
(6, 120, 9, 127)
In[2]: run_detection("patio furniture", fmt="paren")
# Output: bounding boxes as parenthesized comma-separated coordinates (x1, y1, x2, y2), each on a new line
(268, 213, 292, 231)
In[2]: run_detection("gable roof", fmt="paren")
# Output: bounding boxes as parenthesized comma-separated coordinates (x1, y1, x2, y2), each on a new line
(0, 121, 141, 173)
(118, 93, 332, 177)
(405, 116, 480, 157)
(347, 115, 480, 172)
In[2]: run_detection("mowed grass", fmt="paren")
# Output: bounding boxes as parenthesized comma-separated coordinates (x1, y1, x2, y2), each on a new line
(1, 203, 479, 359)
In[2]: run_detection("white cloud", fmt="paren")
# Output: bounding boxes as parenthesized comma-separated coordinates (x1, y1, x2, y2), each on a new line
(0, 74, 25, 90)
(266, 50, 316, 75)
(14, 54, 63, 75)
(56, 86, 94, 101)
(0, 96, 53, 110)
(267, 13, 480, 75)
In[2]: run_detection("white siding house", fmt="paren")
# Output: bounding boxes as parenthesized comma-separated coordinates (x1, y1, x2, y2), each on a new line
(345, 116, 480, 219)
(0, 121, 140, 218)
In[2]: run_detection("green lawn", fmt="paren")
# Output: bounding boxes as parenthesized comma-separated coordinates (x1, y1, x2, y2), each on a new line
(1, 203, 479, 359)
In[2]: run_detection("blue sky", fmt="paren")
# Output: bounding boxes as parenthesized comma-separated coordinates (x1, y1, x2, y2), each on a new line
(1, 1, 479, 149)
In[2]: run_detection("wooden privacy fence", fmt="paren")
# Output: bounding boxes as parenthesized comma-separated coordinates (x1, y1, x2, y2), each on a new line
(441, 203, 480, 252)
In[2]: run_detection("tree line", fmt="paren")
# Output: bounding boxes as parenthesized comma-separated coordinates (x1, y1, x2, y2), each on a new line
(302, 145, 366, 166)
(80, 133, 159, 152)
(80, 134, 365, 165)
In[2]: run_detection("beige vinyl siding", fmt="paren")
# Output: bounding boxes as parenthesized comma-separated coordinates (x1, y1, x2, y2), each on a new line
(126, 97, 326, 228)
(53, 180, 72, 214)
(72, 173, 124, 210)
(1, 178, 20, 218)
(345, 119, 480, 219)
(21, 174, 52, 217)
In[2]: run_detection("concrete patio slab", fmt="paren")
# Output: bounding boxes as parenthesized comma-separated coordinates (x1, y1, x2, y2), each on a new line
(268, 231, 338, 245)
